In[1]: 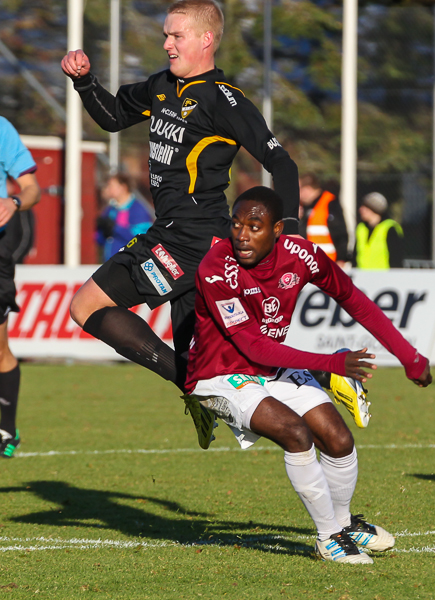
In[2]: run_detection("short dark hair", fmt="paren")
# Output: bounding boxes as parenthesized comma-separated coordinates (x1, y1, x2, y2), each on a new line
(299, 172, 321, 189)
(233, 186, 283, 224)
(109, 172, 133, 192)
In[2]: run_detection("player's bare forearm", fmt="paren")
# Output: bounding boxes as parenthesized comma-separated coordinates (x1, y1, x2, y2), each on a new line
(16, 173, 41, 211)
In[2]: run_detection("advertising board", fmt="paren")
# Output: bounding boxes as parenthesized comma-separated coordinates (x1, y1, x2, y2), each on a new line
(9, 266, 435, 366)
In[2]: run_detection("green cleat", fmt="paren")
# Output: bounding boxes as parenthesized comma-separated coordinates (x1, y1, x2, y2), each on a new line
(182, 394, 218, 450)
(0, 429, 20, 458)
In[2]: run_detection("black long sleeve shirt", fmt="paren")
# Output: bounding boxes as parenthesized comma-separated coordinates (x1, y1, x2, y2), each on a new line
(74, 67, 299, 233)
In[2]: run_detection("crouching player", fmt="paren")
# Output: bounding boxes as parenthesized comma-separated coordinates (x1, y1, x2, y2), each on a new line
(184, 186, 432, 563)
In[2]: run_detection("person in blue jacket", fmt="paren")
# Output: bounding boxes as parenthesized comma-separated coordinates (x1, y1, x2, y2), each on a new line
(96, 173, 154, 261)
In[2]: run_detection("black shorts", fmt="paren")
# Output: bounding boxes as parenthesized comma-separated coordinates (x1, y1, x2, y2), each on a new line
(0, 214, 26, 323)
(92, 216, 231, 354)
(0, 258, 18, 323)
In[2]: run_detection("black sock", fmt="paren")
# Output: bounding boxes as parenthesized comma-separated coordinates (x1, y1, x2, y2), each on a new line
(83, 307, 187, 391)
(0, 364, 20, 437)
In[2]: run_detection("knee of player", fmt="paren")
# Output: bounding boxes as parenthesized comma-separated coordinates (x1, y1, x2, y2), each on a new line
(324, 425, 354, 457)
(70, 292, 87, 327)
(282, 421, 313, 453)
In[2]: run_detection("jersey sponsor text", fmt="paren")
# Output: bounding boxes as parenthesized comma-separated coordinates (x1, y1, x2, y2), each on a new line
(244, 287, 261, 296)
(141, 259, 172, 295)
(149, 141, 175, 166)
(283, 239, 320, 274)
(152, 244, 184, 280)
(150, 116, 186, 143)
(218, 84, 237, 107)
(267, 137, 281, 150)
(225, 255, 239, 289)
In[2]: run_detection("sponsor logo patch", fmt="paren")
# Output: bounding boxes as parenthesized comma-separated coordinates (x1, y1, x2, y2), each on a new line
(152, 244, 184, 280)
(216, 298, 249, 328)
(278, 272, 300, 290)
(181, 98, 198, 119)
(262, 297, 283, 324)
(141, 259, 172, 296)
(157, 94, 166, 101)
(227, 374, 266, 389)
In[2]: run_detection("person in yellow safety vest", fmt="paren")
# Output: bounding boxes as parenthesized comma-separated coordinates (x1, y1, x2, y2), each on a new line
(299, 173, 349, 268)
(353, 192, 404, 270)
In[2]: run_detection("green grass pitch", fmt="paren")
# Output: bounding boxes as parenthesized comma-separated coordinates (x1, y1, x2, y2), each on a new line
(0, 362, 434, 599)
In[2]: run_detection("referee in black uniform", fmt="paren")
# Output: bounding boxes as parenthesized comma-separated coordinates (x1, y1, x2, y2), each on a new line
(61, 0, 300, 445)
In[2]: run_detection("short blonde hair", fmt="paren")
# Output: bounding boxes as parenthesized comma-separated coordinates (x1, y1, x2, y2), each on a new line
(168, 0, 224, 52)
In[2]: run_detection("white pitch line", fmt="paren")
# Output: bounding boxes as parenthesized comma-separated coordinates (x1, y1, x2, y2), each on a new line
(0, 530, 434, 553)
(13, 443, 435, 458)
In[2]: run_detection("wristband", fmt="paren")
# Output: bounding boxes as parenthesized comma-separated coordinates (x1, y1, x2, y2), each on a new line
(10, 195, 22, 210)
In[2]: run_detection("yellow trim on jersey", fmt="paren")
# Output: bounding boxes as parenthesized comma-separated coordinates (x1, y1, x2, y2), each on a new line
(177, 80, 206, 97)
(186, 136, 237, 193)
(142, 109, 151, 116)
(215, 82, 245, 97)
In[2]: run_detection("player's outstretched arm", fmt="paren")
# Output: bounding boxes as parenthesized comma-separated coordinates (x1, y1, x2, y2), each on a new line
(344, 348, 377, 383)
(61, 49, 91, 79)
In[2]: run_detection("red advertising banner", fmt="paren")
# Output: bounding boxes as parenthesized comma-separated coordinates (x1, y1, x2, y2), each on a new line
(10, 266, 173, 360)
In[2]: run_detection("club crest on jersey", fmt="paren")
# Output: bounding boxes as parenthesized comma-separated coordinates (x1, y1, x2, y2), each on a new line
(278, 272, 300, 290)
(181, 98, 198, 119)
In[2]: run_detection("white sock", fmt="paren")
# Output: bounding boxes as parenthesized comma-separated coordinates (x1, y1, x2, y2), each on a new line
(319, 446, 358, 529)
(284, 444, 341, 541)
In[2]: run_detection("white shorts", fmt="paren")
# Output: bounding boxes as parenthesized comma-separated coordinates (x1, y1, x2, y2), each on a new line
(192, 369, 332, 449)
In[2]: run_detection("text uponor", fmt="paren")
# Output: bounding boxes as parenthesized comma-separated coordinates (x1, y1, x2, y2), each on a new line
(284, 240, 320, 274)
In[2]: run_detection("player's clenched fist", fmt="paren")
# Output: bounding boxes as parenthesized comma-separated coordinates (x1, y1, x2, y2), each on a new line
(61, 49, 91, 79)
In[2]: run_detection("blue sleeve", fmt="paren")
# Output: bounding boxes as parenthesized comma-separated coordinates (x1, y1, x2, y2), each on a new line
(0, 117, 36, 183)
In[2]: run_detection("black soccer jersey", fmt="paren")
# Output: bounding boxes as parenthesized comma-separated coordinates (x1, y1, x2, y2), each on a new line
(74, 67, 299, 233)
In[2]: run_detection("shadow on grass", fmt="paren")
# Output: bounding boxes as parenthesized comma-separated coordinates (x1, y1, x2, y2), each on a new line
(410, 473, 435, 482)
(0, 480, 313, 556)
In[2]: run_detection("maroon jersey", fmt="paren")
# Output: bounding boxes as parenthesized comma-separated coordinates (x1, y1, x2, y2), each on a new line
(185, 236, 426, 391)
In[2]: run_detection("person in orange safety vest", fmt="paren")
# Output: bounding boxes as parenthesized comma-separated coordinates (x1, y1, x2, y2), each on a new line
(298, 173, 349, 268)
